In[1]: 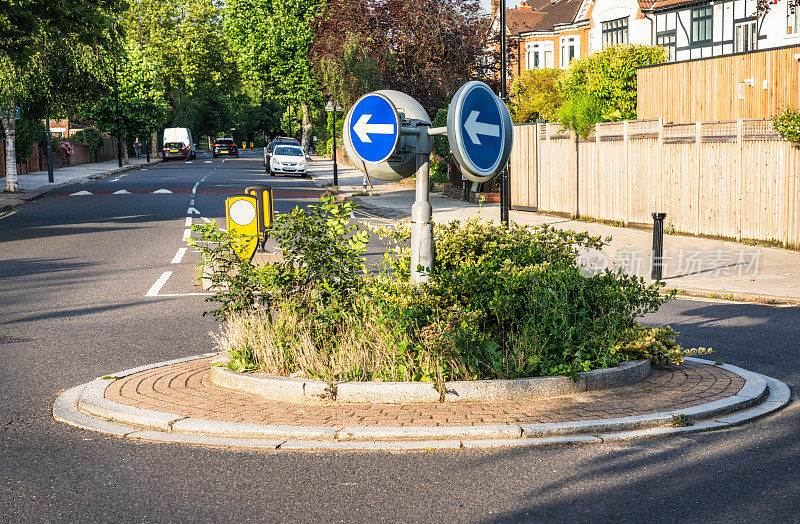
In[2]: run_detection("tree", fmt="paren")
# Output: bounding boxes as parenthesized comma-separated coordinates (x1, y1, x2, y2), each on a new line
(84, 40, 170, 161)
(226, 0, 323, 152)
(509, 69, 562, 123)
(313, 0, 490, 114)
(0, 0, 118, 191)
(557, 45, 666, 137)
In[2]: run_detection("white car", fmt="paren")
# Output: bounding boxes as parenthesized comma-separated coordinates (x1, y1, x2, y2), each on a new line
(269, 144, 308, 177)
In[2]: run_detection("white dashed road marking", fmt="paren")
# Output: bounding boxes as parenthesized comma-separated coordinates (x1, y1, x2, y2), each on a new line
(145, 271, 173, 297)
(171, 248, 187, 264)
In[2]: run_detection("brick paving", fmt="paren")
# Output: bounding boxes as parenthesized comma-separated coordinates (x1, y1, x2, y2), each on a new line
(105, 358, 744, 427)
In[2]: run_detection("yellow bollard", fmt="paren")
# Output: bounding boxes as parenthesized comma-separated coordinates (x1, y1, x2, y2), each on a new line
(225, 194, 260, 262)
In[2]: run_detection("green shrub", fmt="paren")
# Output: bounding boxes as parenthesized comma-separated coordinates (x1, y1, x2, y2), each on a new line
(70, 127, 105, 161)
(557, 45, 666, 135)
(510, 68, 562, 123)
(198, 198, 708, 383)
(773, 108, 800, 143)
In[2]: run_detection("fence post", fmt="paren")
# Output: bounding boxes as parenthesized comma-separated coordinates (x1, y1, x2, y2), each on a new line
(624, 120, 630, 225)
(736, 119, 743, 242)
(657, 117, 663, 218)
(574, 131, 579, 218)
(534, 120, 540, 211)
(695, 121, 702, 235)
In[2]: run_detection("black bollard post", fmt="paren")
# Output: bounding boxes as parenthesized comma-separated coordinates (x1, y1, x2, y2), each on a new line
(651, 212, 666, 280)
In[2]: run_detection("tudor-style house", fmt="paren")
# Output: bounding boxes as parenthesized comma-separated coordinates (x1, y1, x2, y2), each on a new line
(646, 0, 800, 61)
(500, 0, 800, 77)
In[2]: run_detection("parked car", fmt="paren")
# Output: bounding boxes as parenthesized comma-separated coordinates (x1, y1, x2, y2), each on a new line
(162, 141, 191, 161)
(264, 137, 300, 173)
(213, 138, 238, 158)
(269, 144, 308, 177)
(163, 128, 196, 159)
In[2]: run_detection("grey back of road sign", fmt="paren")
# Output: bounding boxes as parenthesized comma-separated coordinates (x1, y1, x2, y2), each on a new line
(447, 81, 513, 184)
(344, 90, 431, 181)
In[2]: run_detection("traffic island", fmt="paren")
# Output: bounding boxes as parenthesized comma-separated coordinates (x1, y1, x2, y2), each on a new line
(53, 354, 790, 451)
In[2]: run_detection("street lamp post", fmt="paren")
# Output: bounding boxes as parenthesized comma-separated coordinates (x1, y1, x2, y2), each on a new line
(112, 19, 123, 168)
(325, 98, 341, 187)
(499, 0, 509, 225)
(45, 107, 54, 183)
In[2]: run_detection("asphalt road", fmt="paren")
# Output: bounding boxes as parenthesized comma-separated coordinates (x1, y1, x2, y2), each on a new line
(1, 151, 798, 523)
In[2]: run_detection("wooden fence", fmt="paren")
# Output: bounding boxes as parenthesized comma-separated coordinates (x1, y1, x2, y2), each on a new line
(637, 45, 800, 122)
(509, 118, 800, 249)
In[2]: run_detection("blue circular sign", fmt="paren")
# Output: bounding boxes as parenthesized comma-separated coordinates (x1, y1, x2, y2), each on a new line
(346, 93, 400, 164)
(447, 81, 512, 183)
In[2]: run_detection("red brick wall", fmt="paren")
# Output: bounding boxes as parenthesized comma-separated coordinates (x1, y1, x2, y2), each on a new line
(1, 140, 40, 177)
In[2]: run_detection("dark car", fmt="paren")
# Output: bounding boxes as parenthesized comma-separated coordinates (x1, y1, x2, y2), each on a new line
(162, 142, 190, 161)
(264, 137, 300, 173)
(213, 138, 238, 158)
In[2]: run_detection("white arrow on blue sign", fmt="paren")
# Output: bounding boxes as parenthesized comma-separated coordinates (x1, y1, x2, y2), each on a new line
(345, 93, 400, 164)
(447, 81, 513, 183)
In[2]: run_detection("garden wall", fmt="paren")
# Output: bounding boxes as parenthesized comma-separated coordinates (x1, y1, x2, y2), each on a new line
(509, 118, 800, 249)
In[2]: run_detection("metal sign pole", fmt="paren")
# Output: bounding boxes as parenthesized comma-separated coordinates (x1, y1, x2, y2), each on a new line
(409, 125, 433, 283)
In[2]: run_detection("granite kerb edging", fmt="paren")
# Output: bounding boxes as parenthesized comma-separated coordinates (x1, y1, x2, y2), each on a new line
(58, 353, 789, 448)
(208, 358, 652, 404)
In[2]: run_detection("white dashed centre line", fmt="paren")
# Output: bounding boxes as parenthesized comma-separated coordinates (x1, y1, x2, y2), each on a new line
(184, 217, 193, 227)
(171, 248, 187, 264)
(182, 229, 191, 241)
(146, 271, 173, 296)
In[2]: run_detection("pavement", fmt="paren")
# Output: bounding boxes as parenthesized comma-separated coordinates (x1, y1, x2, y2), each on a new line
(308, 157, 800, 304)
(0, 156, 162, 209)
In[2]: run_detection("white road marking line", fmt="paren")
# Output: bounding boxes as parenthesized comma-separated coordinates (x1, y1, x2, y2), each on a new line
(184, 217, 193, 227)
(182, 229, 191, 241)
(152, 189, 172, 194)
(146, 271, 173, 296)
(111, 178, 121, 182)
(113, 189, 131, 194)
(201, 216, 211, 223)
(187, 207, 200, 215)
(70, 190, 92, 196)
(171, 247, 187, 264)
(189, 199, 195, 205)
(674, 296, 797, 308)
(153, 292, 215, 297)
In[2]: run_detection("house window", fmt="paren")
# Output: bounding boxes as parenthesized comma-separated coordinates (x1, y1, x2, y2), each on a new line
(788, 4, 800, 34)
(656, 32, 676, 61)
(601, 17, 628, 48)
(526, 42, 554, 69)
(559, 36, 579, 68)
(735, 21, 757, 52)
(691, 5, 713, 44)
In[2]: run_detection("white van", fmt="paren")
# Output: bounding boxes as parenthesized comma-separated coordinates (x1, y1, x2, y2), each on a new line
(163, 128, 196, 159)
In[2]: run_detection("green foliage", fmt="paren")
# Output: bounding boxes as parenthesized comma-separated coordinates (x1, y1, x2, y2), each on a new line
(431, 108, 449, 158)
(316, 32, 383, 110)
(557, 91, 603, 139)
(429, 157, 449, 185)
(192, 195, 369, 321)
(13, 113, 45, 160)
(557, 45, 666, 136)
(71, 127, 105, 160)
(202, 201, 704, 383)
(226, 0, 321, 106)
(509, 68, 562, 123)
(773, 107, 800, 143)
